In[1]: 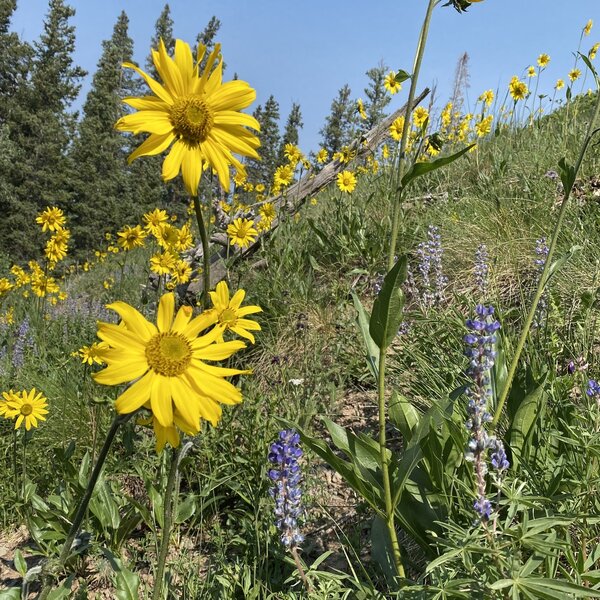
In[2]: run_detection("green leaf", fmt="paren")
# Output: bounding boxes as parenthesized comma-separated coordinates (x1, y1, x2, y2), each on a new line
(308, 254, 321, 271)
(47, 575, 75, 600)
(13, 548, 27, 576)
(558, 157, 575, 192)
(521, 578, 600, 597)
(508, 379, 547, 468)
(369, 256, 407, 349)
(388, 392, 420, 443)
(175, 494, 196, 524)
(101, 549, 140, 600)
(351, 290, 380, 380)
(371, 515, 397, 585)
(394, 69, 411, 84)
(400, 144, 474, 189)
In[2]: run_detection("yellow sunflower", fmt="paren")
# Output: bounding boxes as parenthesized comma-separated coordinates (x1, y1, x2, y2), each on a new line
(337, 170, 357, 194)
(93, 293, 248, 432)
(209, 281, 261, 343)
(115, 39, 261, 196)
(227, 218, 258, 249)
(4, 389, 49, 430)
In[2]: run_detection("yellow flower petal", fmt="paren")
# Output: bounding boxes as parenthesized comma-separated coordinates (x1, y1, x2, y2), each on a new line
(114, 371, 154, 414)
(151, 374, 173, 428)
(157, 293, 175, 332)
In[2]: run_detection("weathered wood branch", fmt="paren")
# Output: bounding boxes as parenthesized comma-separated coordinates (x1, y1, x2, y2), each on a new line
(187, 87, 430, 297)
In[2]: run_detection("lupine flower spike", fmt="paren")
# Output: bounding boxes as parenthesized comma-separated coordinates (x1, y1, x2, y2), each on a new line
(268, 429, 312, 591)
(464, 305, 508, 521)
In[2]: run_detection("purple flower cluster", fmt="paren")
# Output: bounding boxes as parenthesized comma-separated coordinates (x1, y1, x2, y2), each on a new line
(533, 237, 549, 327)
(464, 305, 509, 521)
(587, 380, 600, 407)
(12, 317, 35, 370)
(268, 429, 305, 548)
(474, 244, 489, 297)
(416, 225, 447, 308)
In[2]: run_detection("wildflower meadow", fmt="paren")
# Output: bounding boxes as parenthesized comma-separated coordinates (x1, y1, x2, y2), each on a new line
(1, 0, 600, 598)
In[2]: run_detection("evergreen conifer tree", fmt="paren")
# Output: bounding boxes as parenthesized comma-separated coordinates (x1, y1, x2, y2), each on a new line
(146, 3, 174, 78)
(246, 95, 280, 186)
(4, 0, 84, 258)
(70, 11, 162, 251)
(364, 61, 391, 130)
(319, 84, 356, 156)
(277, 102, 303, 165)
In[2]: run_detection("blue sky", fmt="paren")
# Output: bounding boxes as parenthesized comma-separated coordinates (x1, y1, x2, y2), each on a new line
(11, 0, 600, 153)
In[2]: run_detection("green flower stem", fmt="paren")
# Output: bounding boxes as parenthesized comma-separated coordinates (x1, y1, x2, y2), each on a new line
(193, 196, 211, 310)
(152, 441, 192, 600)
(377, 350, 405, 580)
(38, 413, 131, 600)
(388, 0, 438, 271)
(492, 89, 600, 427)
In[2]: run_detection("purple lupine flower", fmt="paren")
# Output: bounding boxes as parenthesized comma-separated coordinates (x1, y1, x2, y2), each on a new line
(415, 226, 447, 308)
(474, 244, 489, 297)
(464, 305, 506, 520)
(417, 240, 432, 306)
(428, 225, 448, 305)
(268, 429, 305, 548)
(587, 380, 600, 408)
(533, 237, 549, 328)
(490, 439, 509, 472)
(12, 317, 34, 370)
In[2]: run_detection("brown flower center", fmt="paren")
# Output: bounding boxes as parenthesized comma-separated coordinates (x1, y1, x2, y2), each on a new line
(21, 403, 33, 416)
(145, 333, 192, 377)
(170, 95, 214, 146)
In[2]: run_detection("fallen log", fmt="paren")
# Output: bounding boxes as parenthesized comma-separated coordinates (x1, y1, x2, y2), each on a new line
(186, 87, 430, 298)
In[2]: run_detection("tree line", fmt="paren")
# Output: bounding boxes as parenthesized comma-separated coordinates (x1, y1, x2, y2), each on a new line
(0, 0, 395, 260)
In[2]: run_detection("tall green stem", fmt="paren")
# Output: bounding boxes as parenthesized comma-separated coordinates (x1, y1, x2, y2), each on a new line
(152, 441, 191, 600)
(492, 90, 600, 427)
(193, 196, 211, 310)
(377, 350, 405, 580)
(38, 414, 131, 600)
(388, 0, 438, 270)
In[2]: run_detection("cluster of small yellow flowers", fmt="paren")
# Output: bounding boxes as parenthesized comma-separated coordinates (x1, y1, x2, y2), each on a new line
(337, 170, 357, 194)
(72, 341, 109, 366)
(384, 70, 402, 95)
(0, 389, 48, 431)
(441, 102, 454, 129)
(584, 19, 593, 36)
(37, 206, 70, 271)
(590, 42, 599, 61)
(475, 115, 494, 137)
(332, 145, 356, 164)
(509, 76, 529, 101)
(0, 306, 14, 325)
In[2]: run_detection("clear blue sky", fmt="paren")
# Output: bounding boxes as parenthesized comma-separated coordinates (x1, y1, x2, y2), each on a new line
(11, 1, 600, 153)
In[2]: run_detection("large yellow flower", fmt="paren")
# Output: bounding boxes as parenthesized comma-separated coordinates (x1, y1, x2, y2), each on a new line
(93, 293, 248, 433)
(115, 39, 261, 196)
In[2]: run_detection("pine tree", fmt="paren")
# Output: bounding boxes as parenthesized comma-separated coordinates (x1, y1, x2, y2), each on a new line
(146, 3, 174, 79)
(364, 61, 391, 130)
(196, 16, 222, 72)
(4, 0, 85, 257)
(0, 0, 32, 122)
(277, 102, 303, 164)
(319, 84, 355, 156)
(70, 11, 162, 251)
(246, 95, 280, 186)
